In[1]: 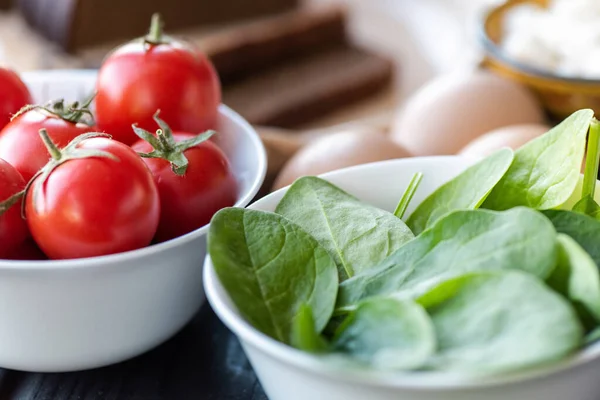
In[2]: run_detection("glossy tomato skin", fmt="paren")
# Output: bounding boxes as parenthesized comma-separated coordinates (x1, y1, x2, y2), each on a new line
(96, 42, 221, 145)
(0, 158, 28, 258)
(0, 68, 32, 130)
(0, 110, 96, 181)
(132, 133, 237, 242)
(26, 138, 160, 259)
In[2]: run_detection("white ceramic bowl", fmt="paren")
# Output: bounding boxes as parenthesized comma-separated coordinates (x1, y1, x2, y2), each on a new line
(204, 156, 600, 400)
(0, 92, 266, 371)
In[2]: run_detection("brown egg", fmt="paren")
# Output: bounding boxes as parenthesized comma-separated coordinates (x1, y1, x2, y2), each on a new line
(391, 71, 546, 156)
(458, 124, 550, 157)
(273, 130, 411, 190)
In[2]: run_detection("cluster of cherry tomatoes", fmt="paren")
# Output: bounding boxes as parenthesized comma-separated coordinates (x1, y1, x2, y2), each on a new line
(0, 14, 237, 261)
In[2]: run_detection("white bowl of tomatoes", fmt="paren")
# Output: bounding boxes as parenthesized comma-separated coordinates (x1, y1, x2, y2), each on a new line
(0, 15, 266, 372)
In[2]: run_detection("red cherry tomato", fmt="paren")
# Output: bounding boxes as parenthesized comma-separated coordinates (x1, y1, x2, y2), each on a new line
(0, 158, 28, 258)
(132, 132, 237, 243)
(26, 135, 160, 259)
(95, 15, 220, 145)
(0, 68, 32, 130)
(5, 240, 47, 261)
(0, 105, 96, 182)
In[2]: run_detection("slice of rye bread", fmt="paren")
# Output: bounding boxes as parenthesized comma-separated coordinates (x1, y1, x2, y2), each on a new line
(200, 7, 347, 84)
(222, 46, 393, 128)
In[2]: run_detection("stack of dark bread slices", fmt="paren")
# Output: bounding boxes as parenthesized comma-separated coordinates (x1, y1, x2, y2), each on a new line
(203, 7, 394, 127)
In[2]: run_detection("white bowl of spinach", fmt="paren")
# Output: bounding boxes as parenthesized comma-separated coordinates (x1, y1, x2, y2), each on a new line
(204, 109, 600, 400)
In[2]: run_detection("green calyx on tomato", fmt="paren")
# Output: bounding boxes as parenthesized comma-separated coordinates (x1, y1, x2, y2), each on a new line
(24, 129, 118, 214)
(133, 110, 216, 176)
(12, 97, 95, 126)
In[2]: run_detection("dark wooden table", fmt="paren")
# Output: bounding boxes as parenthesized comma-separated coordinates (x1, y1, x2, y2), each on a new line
(0, 304, 267, 400)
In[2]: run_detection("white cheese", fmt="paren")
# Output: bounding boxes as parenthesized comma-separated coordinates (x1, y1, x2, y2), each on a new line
(501, 0, 600, 79)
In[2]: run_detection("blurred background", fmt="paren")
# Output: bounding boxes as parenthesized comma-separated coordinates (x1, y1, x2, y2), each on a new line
(1, 0, 593, 192)
(0, 0, 494, 116)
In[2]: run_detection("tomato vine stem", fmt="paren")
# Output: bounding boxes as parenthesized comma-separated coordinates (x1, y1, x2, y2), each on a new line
(144, 13, 167, 46)
(0, 190, 24, 217)
(149, 13, 163, 43)
(11, 97, 95, 126)
(39, 129, 62, 160)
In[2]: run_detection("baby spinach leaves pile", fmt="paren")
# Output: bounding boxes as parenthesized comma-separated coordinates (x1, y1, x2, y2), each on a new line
(208, 109, 600, 374)
(275, 177, 414, 281)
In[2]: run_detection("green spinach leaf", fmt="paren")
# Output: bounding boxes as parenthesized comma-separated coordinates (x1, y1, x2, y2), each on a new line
(407, 148, 513, 234)
(332, 297, 435, 370)
(417, 271, 583, 372)
(208, 208, 338, 344)
(482, 109, 593, 211)
(394, 172, 423, 219)
(291, 304, 329, 353)
(573, 119, 600, 218)
(275, 176, 414, 281)
(543, 209, 600, 267)
(573, 195, 600, 219)
(586, 326, 600, 344)
(547, 234, 600, 328)
(337, 207, 557, 308)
